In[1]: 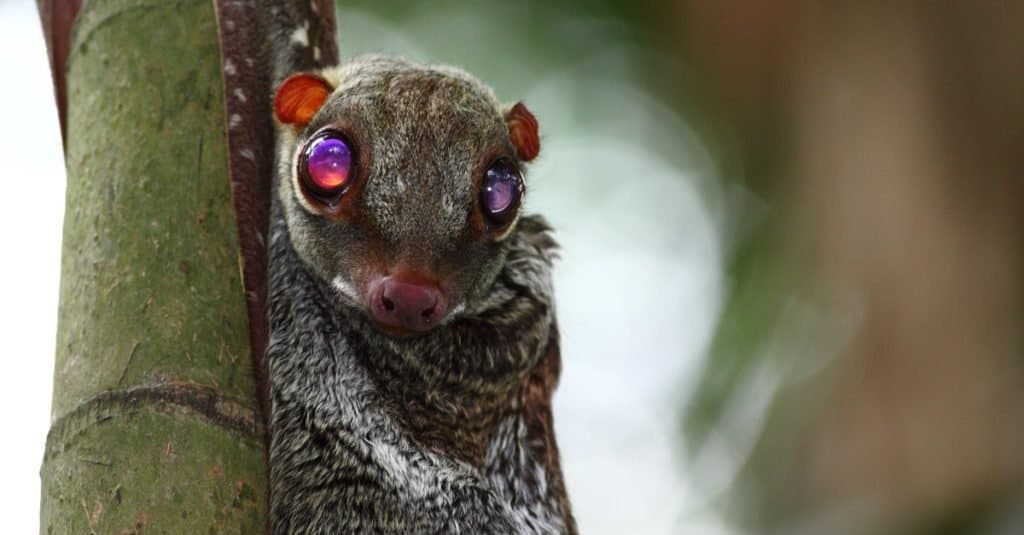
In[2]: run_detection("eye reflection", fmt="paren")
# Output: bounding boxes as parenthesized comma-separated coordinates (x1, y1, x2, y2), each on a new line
(304, 134, 352, 194)
(482, 161, 522, 225)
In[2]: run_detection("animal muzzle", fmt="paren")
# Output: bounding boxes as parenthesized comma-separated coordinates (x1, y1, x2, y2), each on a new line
(368, 274, 447, 334)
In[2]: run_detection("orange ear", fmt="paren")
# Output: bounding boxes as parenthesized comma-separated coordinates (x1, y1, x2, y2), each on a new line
(505, 102, 540, 161)
(274, 73, 333, 126)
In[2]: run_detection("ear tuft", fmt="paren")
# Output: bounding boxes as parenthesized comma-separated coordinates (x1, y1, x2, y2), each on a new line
(505, 102, 540, 161)
(274, 73, 334, 126)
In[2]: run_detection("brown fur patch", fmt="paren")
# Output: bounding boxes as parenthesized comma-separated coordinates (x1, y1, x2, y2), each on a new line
(520, 324, 577, 533)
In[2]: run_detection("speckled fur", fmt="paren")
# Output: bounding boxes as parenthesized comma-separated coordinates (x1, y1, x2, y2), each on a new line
(266, 54, 576, 533)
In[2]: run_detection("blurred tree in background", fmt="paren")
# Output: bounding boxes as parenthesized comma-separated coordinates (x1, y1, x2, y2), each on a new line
(675, 2, 1024, 533)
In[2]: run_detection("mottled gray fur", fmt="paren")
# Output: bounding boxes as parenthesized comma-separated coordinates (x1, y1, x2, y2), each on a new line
(267, 54, 576, 533)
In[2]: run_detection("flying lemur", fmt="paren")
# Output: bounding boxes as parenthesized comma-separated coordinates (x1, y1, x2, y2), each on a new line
(264, 32, 576, 535)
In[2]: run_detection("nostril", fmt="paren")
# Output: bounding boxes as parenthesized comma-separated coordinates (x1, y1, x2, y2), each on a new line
(371, 275, 447, 333)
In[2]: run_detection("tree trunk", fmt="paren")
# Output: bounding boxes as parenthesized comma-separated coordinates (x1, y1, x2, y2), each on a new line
(39, 0, 266, 531)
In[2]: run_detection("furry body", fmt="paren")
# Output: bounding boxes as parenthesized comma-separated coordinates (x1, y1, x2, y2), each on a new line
(266, 55, 575, 533)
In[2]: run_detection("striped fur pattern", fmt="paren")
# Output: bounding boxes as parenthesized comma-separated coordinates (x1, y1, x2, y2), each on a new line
(266, 55, 576, 533)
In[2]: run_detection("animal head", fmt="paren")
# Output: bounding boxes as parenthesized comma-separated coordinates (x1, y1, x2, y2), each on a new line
(273, 55, 540, 337)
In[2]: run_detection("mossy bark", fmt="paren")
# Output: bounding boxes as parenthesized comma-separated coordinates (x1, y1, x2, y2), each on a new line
(40, 0, 266, 532)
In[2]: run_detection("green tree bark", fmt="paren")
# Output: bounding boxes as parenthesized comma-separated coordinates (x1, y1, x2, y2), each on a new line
(40, 0, 266, 532)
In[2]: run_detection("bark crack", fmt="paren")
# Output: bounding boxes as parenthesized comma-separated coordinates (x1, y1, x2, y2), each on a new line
(45, 383, 265, 462)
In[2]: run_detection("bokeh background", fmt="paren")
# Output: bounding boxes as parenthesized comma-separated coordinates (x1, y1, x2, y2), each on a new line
(6, 0, 1024, 533)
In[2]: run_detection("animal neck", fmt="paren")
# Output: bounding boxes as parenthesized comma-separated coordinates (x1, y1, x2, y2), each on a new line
(338, 300, 549, 468)
(269, 215, 552, 467)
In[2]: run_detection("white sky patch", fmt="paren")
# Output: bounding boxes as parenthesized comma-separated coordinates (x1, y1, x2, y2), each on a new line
(0, 4, 65, 533)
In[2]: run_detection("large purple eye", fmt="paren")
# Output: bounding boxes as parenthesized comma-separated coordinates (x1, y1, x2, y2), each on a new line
(481, 160, 523, 226)
(302, 132, 352, 197)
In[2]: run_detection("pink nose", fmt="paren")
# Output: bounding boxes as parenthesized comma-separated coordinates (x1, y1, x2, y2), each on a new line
(368, 276, 447, 334)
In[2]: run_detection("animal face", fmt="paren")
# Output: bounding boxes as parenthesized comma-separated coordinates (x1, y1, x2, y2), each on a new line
(273, 56, 539, 336)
